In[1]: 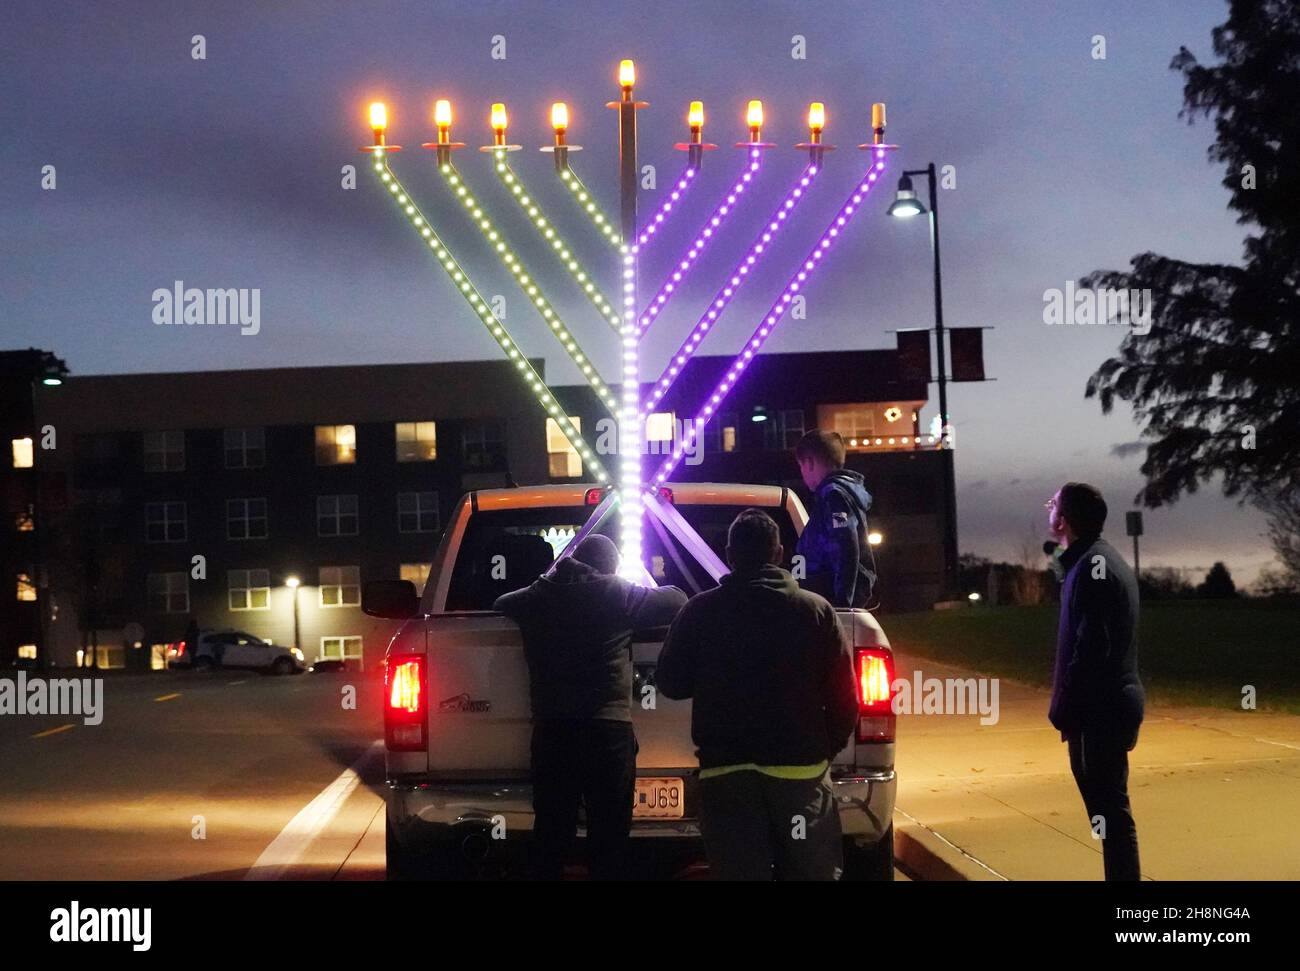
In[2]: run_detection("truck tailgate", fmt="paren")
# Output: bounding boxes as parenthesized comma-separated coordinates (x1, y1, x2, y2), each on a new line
(421, 614, 696, 774)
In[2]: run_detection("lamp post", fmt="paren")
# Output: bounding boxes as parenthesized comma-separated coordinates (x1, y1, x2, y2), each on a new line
(285, 576, 300, 653)
(28, 357, 66, 667)
(889, 164, 959, 597)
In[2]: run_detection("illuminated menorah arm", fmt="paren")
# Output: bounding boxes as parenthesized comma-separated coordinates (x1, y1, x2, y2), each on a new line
(652, 108, 893, 486)
(640, 102, 830, 418)
(422, 101, 618, 415)
(635, 101, 773, 340)
(361, 110, 609, 483)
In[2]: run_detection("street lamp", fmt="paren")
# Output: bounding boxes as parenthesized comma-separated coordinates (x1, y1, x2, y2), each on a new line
(285, 576, 301, 654)
(889, 163, 959, 598)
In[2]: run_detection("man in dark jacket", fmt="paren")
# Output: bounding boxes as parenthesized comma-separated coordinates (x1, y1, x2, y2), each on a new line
(657, 509, 858, 880)
(793, 430, 877, 607)
(1047, 482, 1144, 881)
(494, 534, 686, 880)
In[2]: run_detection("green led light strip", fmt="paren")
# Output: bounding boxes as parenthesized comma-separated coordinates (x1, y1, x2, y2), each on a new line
(492, 150, 621, 332)
(372, 154, 609, 483)
(439, 160, 618, 414)
(559, 165, 623, 248)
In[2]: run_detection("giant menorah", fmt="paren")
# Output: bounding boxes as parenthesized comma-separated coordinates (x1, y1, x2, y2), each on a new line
(361, 59, 893, 583)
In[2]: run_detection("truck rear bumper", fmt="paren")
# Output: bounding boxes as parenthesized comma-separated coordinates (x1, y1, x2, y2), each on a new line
(387, 768, 895, 853)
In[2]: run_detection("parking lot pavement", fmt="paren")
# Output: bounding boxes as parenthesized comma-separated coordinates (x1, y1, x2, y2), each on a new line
(891, 651, 1300, 880)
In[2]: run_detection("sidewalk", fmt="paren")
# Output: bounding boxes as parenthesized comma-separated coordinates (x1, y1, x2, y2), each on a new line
(891, 651, 1300, 880)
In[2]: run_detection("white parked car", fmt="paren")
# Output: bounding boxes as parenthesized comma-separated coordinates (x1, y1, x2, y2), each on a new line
(167, 630, 305, 675)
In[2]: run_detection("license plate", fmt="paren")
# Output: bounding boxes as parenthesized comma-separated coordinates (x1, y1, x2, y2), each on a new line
(632, 777, 685, 819)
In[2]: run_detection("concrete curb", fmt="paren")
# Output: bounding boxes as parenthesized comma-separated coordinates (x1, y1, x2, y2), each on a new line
(893, 810, 1006, 882)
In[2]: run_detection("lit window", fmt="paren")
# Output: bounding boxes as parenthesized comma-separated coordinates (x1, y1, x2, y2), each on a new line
(15, 508, 34, 532)
(147, 572, 189, 613)
(11, 438, 33, 469)
(546, 417, 582, 478)
(226, 498, 268, 540)
(319, 635, 363, 662)
(228, 568, 271, 611)
(143, 430, 185, 471)
(315, 424, 356, 465)
(145, 501, 187, 543)
(319, 566, 361, 607)
(646, 412, 675, 444)
(395, 421, 437, 462)
(317, 495, 359, 536)
(17, 644, 37, 660)
(17, 573, 36, 602)
(400, 562, 431, 595)
(224, 427, 266, 469)
(398, 492, 439, 533)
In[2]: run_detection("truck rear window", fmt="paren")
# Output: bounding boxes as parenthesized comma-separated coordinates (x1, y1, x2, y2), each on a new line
(444, 502, 800, 612)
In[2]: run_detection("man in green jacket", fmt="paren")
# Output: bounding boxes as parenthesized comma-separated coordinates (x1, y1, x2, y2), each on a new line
(657, 509, 858, 880)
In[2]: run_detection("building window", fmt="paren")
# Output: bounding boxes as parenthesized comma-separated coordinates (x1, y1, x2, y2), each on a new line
(147, 572, 189, 613)
(819, 403, 876, 441)
(763, 409, 806, 450)
(395, 421, 437, 462)
(400, 562, 431, 595)
(319, 566, 361, 607)
(228, 569, 270, 610)
(224, 427, 266, 469)
(397, 491, 439, 533)
(317, 494, 359, 536)
(11, 438, 33, 469)
(545, 417, 582, 478)
(145, 501, 187, 543)
(17, 645, 37, 660)
(143, 430, 185, 472)
(15, 506, 34, 532)
(462, 419, 506, 472)
(319, 635, 363, 662)
(226, 498, 268, 540)
(315, 424, 356, 466)
(645, 412, 676, 456)
(16, 573, 36, 602)
(704, 412, 738, 454)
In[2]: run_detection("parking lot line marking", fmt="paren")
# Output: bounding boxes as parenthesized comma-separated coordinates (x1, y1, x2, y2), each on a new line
(31, 724, 75, 739)
(153, 692, 181, 702)
(245, 740, 384, 881)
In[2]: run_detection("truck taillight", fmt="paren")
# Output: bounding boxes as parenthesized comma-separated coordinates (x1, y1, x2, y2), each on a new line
(855, 647, 896, 743)
(384, 655, 427, 751)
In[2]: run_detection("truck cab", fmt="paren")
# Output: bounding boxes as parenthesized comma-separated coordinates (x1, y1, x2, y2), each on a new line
(368, 482, 897, 880)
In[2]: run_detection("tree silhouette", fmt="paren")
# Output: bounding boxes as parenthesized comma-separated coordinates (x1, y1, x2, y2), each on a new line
(1197, 561, 1238, 599)
(1082, 2, 1300, 511)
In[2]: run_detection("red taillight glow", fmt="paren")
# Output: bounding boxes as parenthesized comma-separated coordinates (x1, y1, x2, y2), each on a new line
(384, 655, 427, 751)
(855, 647, 896, 743)
(585, 487, 607, 506)
(389, 660, 422, 713)
(175, 640, 186, 658)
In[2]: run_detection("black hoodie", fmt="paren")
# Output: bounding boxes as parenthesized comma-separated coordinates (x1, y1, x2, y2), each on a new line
(494, 557, 687, 722)
(656, 566, 858, 769)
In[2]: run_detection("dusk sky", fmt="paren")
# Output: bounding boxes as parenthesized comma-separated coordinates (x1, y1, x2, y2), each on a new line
(1, 0, 1275, 583)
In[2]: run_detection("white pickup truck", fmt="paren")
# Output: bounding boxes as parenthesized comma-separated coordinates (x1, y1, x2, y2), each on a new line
(364, 482, 898, 880)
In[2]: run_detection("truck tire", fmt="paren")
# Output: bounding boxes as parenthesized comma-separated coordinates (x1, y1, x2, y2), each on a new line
(842, 824, 894, 881)
(385, 822, 454, 881)
(271, 657, 295, 676)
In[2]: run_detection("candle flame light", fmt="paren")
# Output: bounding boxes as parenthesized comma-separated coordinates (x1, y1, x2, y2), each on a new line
(369, 102, 387, 145)
(551, 101, 569, 132)
(807, 101, 825, 142)
(491, 102, 508, 145)
(618, 58, 636, 91)
(747, 99, 764, 140)
(688, 100, 704, 139)
(434, 99, 452, 143)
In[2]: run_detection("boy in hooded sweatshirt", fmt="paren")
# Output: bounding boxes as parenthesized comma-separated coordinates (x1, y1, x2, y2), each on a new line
(494, 534, 686, 880)
(793, 429, 877, 608)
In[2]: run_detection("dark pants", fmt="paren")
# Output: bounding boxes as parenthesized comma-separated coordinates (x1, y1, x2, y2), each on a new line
(699, 769, 842, 881)
(530, 718, 637, 881)
(1068, 725, 1141, 881)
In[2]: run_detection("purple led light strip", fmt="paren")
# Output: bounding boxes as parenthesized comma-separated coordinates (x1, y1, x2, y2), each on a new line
(634, 165, 697, 250)
(634, 148, 764, 340)
(651, 148, 890, 484)
(639, 160, 821, 420)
